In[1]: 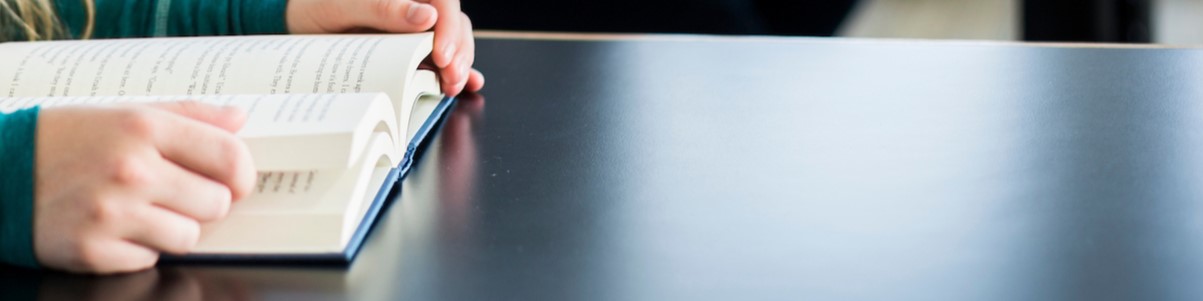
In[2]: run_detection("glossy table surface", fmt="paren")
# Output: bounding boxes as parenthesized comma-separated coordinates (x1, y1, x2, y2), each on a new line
(9, 34, 1203, 300)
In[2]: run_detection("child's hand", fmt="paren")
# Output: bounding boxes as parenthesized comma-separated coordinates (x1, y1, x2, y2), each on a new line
(287, 0, 485, 96)
(33, 102, 256, 274)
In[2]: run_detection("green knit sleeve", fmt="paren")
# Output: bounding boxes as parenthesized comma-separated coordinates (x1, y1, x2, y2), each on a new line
(55, 0, 289, 38)
(0, 107, 41, 268)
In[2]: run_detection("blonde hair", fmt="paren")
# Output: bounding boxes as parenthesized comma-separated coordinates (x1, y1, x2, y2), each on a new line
(0, 0, 93, 41)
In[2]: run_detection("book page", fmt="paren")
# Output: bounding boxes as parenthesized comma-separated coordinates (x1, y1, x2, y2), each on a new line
(400, 70, 444, 143)
(192, 166, 393, 253)
(192, 131, 398, 253)
(0, 34, 432, 109)
(0, 34, 439, 153)
(0, 93, 397, 170)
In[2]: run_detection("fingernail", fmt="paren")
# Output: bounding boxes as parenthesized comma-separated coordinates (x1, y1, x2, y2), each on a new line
(407, 3, 433, 24)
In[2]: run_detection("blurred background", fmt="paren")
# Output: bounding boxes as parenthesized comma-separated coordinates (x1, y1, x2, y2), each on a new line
(463, 0, 1203, 44)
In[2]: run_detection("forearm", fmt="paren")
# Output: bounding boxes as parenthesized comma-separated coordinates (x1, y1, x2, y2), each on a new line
(0, 108, 41, 268)
(56, 0, 289, 38)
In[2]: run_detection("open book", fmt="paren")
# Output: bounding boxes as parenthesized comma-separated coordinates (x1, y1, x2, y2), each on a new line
(0, 33, 455, 262)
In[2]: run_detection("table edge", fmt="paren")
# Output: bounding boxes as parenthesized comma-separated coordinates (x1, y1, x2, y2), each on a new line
(472, 30, 1200, 49)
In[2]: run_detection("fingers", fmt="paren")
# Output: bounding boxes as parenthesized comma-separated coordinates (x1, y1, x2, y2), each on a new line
(427, 0, 462, 69)
(436, 12, 475, 95)
(62, 239, 159, 274)
(457, 11, 482, 93)
(150, 159, 233, 222)
(88, 240, 159, 274)
(123, 206, 201, 255)
(125, 156, 227, 257)
(33, 105, 250, 274)
(362, 0, 478, 95)
(440, 13, 475, 95)
(148, 101, 247, 133)
(142, 106, 256, 200)
(465, 69, 485, 93)
(460, 12, 475, 69)
(356, 0, 438, 33)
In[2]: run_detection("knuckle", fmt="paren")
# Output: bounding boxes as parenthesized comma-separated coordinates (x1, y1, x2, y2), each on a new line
(85, 196, 124, 225)
(116, 108, 159, 139)
(109, 155, 152, 188)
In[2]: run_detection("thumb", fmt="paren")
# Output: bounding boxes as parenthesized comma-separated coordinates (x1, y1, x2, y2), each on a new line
(148, 101, 247, 133)
(351, 0, 438, 33)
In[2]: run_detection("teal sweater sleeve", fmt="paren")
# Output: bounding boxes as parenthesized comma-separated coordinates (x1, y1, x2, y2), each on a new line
(0, 108, 41, 268)
(55, 0, 289, 38)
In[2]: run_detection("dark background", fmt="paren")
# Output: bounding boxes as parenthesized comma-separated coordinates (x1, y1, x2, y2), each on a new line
(463, 0, 1154, 43)
(461, 0, 858, 36)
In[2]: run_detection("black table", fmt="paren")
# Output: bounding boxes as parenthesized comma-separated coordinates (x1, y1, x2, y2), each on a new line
(8, 33, 1203, 300)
